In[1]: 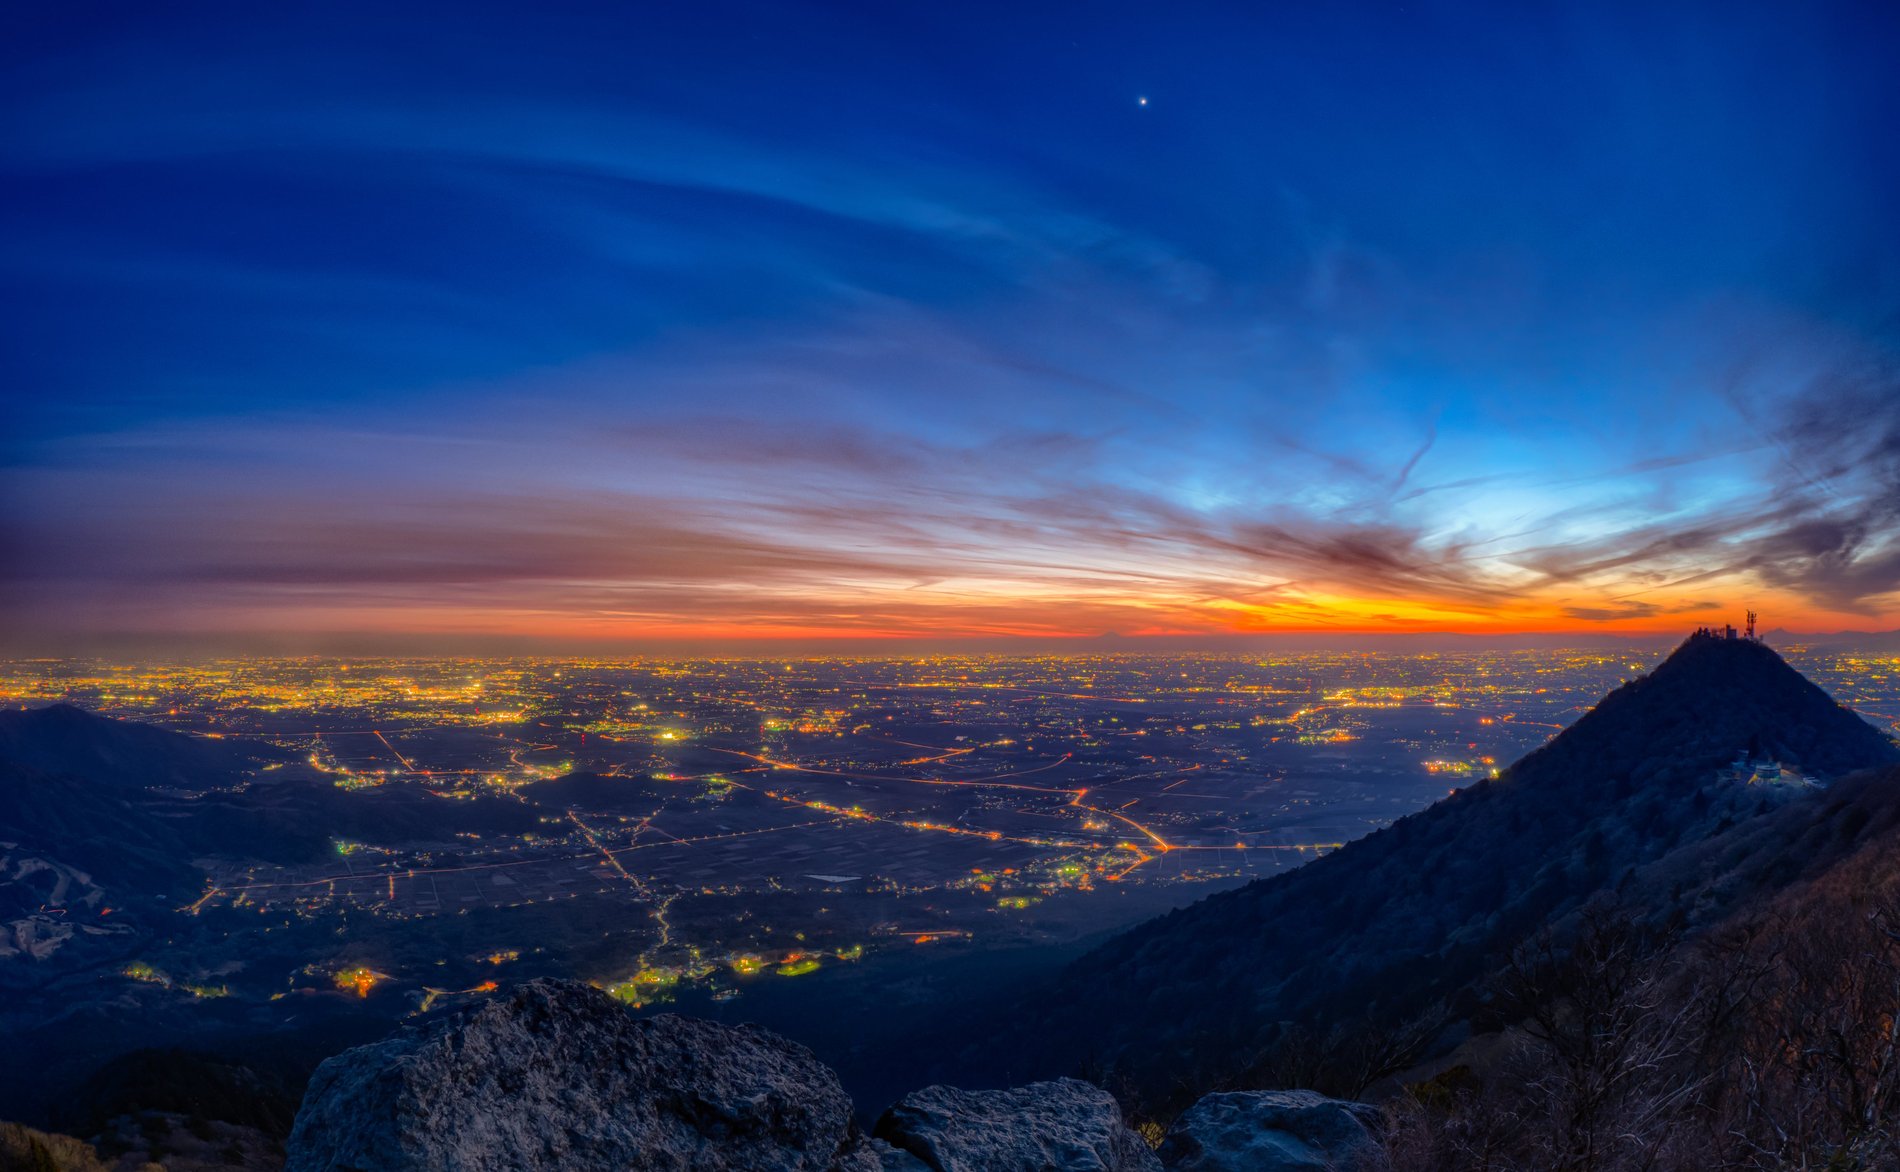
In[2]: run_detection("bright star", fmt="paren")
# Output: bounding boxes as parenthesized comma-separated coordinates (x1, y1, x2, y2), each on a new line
(1137, 96, 1149, 106)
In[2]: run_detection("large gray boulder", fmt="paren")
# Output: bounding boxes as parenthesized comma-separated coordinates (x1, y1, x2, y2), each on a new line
(1156, 1090, 1385, 1171)
(874, 1078, 1160, 1172)
(285, 978, 868, 1171)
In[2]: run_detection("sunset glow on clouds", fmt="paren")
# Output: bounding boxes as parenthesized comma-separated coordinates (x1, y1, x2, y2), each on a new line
(3, 2, 1898, 647)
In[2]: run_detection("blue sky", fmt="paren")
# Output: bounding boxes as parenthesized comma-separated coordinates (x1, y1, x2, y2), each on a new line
(3, 1, 1897, 645)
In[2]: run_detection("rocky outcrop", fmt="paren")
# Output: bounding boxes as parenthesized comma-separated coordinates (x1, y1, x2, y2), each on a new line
(1157, 1090, 1385, 1171)
(285, 978, 1391, 1172)
(284, 979, 873, 1171)
(874, 1078, 1160, 1172)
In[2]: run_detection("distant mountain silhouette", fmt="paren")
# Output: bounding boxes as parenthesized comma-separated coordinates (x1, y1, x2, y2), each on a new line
(1768, 626, 1900, 653)
(0, 756, 201, 989)
(0, 704, 272, 790)
(996, 632, 1900, 1108)
(0, 707, 251, 933)
(0, 760, 196, 899)
(0, 704, 541, 867)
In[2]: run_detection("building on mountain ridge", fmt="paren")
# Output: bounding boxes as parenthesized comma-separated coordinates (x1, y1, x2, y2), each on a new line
(1694, 611, 1763, 642)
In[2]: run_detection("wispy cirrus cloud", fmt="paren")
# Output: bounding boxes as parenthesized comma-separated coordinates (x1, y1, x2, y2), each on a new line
(9, 349, 1892, 645)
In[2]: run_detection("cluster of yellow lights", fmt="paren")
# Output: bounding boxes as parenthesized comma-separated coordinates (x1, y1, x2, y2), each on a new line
(333, 966, 382, 998)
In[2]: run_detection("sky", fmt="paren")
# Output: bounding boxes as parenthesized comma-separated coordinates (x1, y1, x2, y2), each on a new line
(3, 1, 1898, 650)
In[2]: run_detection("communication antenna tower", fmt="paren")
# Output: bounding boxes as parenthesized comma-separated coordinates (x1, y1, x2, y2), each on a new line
(1745, 610, 1757, 641)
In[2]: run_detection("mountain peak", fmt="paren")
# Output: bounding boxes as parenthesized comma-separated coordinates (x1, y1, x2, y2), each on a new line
(998, 630, 1898, 1108)
(1658, 626, 1801, 677)
(1504, 630, 1898, 793)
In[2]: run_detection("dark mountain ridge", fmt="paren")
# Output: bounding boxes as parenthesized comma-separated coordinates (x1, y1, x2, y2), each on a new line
(0, 703, 541, 867)
(0, 757, 202, 996)
(995, 632, 1900, 1107)
(0, 704, 273, 791)
(0, 760, 198, 898)
(1615, 758, 1900, 935)
(1501, 630, 1895, 783)
(6, 646, 1899, 1163)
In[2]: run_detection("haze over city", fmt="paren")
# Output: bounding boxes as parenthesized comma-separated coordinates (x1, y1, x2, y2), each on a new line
(5, 1, 1898, 651)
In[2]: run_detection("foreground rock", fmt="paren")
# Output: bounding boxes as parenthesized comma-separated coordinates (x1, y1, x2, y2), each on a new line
(1157, 1090, 1385, 1171)
(285, 979, 871, 1171)
(285, 977, 1386, 1172)
(874, 1078, 1160, 1172)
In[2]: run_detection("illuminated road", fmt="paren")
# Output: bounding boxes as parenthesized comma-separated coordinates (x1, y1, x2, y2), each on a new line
(86, 650, 1625, 953)
(706, 742, 1331, 882)
(190, 819, 848, 908)
(38, 645, 1883, 1011)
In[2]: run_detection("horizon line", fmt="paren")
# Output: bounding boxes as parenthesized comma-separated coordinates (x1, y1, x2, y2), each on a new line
(4, 625, 1889, 660)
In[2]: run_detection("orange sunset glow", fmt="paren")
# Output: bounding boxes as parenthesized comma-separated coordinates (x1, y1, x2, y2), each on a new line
(4, 1, 1897, 651)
